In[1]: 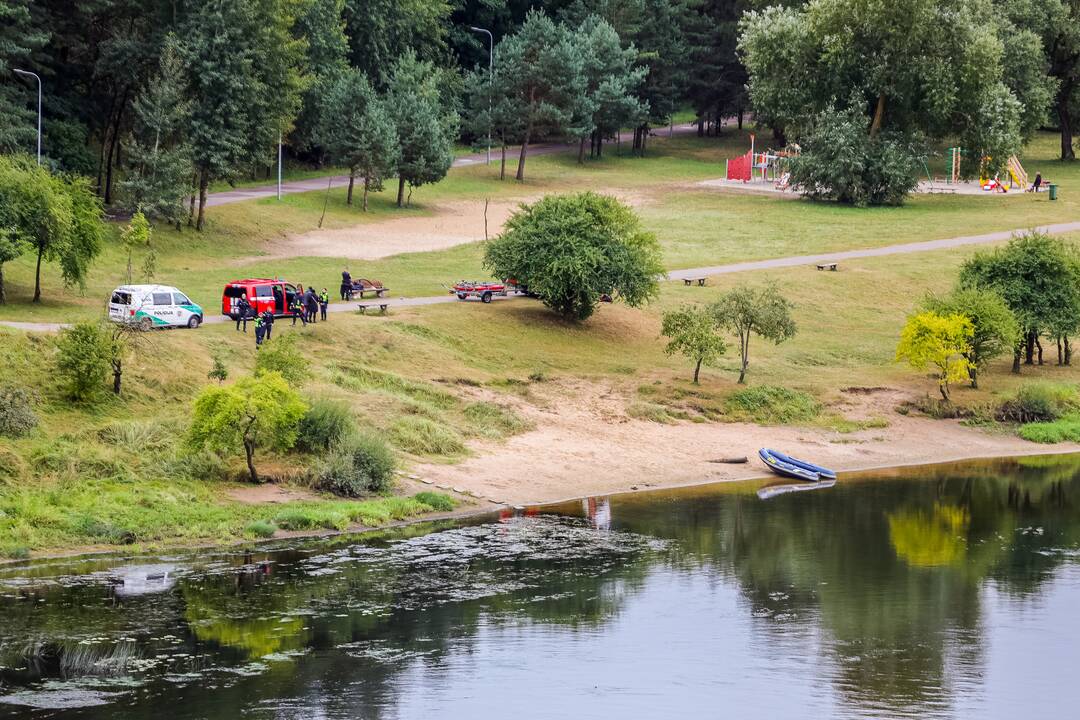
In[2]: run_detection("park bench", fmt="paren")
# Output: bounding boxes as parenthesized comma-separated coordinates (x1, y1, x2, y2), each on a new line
(816, 263, 838, 271)
(357, 303, 389, 315)
(683, 277, 707, 286)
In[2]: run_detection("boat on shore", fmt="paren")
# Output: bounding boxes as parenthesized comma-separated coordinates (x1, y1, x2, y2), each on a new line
(758, 448, 837, 482)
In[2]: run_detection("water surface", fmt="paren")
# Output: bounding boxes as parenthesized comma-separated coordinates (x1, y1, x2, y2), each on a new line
(2, 455, 1080, 718)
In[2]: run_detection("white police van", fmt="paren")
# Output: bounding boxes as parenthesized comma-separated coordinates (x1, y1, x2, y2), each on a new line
(108, 284, 203, 330)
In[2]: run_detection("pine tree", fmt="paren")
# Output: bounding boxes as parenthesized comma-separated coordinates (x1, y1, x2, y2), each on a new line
(388, 51, 458, 206)
(291, 0, 350, 160)
(121, 38, 192, 226)
(0, 0, 47, 154)
(574, 16, 647, 162)
(320, 69, 398, 211)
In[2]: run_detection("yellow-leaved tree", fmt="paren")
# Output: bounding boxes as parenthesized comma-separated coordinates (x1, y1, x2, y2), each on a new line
(895, 312, 974, 401)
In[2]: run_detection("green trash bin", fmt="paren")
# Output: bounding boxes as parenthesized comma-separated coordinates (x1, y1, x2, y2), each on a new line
(1049, 183, 1058, 200)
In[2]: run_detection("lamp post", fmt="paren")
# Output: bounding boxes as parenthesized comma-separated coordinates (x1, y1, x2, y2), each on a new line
(13, 69, 41, 165)
(469, 26, 493, 165)
(277, 131, 283, 201)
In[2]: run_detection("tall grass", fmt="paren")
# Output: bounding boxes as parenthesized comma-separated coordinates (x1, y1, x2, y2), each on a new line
(723, 386, 822, 425)
(389, 417, 466, 456)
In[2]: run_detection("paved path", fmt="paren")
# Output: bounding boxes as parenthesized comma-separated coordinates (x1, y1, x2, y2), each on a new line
(205, 124, 700, 207)
(6, 221, 1079, 334)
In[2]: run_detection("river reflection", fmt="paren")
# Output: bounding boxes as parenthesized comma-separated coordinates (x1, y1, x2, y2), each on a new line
(2, 455, 1079, 718)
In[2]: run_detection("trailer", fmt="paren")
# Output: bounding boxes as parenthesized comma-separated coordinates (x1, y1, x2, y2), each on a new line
(450, 280, 508, 303)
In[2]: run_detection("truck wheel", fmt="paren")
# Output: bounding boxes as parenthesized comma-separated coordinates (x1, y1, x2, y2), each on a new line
(188, 315, 202, 329)
(457, 293, 467, 300)
(481, 291, 492, 304)
(139, 317, 154, 331)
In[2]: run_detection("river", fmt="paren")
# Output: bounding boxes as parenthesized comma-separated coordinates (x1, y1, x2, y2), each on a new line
(2, 455, 1079, 718)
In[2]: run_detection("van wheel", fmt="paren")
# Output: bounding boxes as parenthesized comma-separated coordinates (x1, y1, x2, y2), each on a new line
(188, 315, 202, 329)
(139, 317, 154, 331)
(481, 291, 492, 304)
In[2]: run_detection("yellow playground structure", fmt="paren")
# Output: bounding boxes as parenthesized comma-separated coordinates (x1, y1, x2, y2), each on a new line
(979, 154, 1028, 192)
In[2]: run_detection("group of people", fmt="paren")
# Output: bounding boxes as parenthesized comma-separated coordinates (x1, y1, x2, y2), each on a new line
(234, 284, 330, 349)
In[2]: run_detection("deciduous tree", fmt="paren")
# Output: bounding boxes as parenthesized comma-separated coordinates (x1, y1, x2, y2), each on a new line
(921, 288, 1020, 388)
(711, 285, 796, 384)
(896, 312, 974, 402)
(661, 305, 727, 383)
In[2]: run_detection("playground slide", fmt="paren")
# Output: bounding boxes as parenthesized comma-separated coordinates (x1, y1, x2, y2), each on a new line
(1007, 156, 1028, 190)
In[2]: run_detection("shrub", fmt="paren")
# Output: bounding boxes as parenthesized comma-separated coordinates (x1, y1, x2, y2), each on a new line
(246, 520, 277, 538)
(483, 192, 664, 321)
(254, 333, 310, 387)
(314, 433, 396, 497)
(55, 322, 112, 403)
(996, 383, 1077, 423)
(297, 399, 356, 452)
(724, 386, 821, 424)
(414, 491, 455, 512)
(462, 402, 532, 439)
(789, 107, 920, 207)
(389, 416, 466, 456)
(0, 385, 38, 437)
(627, 401, 679, 424)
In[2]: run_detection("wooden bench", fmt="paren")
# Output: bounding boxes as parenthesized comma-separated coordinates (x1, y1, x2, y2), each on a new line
(683, 277, 707, 286)
(357, 303, 389, 315)
(816, 263, 838, 271)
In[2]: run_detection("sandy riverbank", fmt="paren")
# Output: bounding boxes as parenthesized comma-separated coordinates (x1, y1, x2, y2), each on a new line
(412, 382, 1080, 505)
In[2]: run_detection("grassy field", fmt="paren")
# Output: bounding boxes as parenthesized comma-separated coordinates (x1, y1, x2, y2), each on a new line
(1, 129, 1078, 557)
(1, 129, 1075, 323)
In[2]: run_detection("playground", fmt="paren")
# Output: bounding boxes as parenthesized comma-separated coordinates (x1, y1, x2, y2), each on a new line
(708, 137, 1056, 198)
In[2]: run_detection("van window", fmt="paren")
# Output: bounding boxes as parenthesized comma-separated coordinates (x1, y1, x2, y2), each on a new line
(173, 293, 191, 306)
(254, 285, 273, 298)
(111, 291, 131, 305)
(152, 292, 173, 306)
(224, 286, 247, 299)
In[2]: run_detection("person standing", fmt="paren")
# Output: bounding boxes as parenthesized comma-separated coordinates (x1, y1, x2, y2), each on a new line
(254, 313, 265, 348)
(319, 288, 329, 321)
(235, 296, 252, 332)
(291, 292, 306, 326)
(262, 308, 274, 340)
(341, 268, 352, 301)
(305, 286, 319, 324)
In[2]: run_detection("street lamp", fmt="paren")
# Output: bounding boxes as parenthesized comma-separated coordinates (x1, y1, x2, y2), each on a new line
(469, 26, 493, 165)
(13, 69, 41, 165)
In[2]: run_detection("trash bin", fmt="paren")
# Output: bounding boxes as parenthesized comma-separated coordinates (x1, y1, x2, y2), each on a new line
(1049, 183, 1058, 201)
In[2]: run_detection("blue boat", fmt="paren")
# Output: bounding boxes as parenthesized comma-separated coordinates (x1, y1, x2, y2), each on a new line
(758, 448, 837, 482)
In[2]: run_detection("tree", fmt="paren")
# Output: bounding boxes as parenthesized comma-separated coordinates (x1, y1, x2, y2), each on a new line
(343, 0, 451, 82)
(181, 0, 307, 231)
(0, 155, 104, 303)
(573, 16, 647, 162)
(187, 372, 307, 484)
(711, 285, 796, 384)
(55, 322, 113, 403)
(0, 0, 47, 154)
(387, 52, 458, 207)
(108, 320, 149, 396)
(921, 288, 1020, 389)
(320, 69, 398, 210)
(633, 0, 692, 139)
(253, 333, 310, 387)
(0, 227, 25, 305)
(661, 305, 727, 383)
(739, 0, 1043, 192)
(120, 212, 151, 286)
(483, 192, 663, 321)
(896, 312, 974, 402)
(291, 0, 350, 160)
(121, 38, 193, 227)
(464, 61, 525, 180)
(496, 11, 586, 181)
(958, 232, 1080, 373)
(789, 106, 920, 206)
(685, 0, 748, 135)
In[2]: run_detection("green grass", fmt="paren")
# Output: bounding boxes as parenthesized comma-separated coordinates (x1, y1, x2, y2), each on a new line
(413, 491, 455, 512)
(389, 416, 467, 457)
(723, 385, 823, 425)
(1018, 415, 1080, 443)
(462, 401, 532, 439)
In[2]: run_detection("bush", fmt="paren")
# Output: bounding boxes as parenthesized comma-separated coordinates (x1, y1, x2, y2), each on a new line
(389, 417, 466, 456)
(724, 385, 821, 424)
(55, 322, 113, 403)
(414, 491, 455, 512)
(483, 192, 664, 321)
(246, 520, 277, 538)
(254, 333, 310, 387)
(0, 385, 38, 437)
(297, 399, 356, 452)
(314, 433, 396, 497)
(996, 383, 1077, 423)
(789, 106, 920, 207)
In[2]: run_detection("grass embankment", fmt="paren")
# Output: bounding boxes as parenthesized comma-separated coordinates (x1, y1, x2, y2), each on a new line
(0, 130, 1076, 324)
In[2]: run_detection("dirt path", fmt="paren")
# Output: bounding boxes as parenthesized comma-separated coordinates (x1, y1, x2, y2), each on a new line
(411, 382, 1080, 506)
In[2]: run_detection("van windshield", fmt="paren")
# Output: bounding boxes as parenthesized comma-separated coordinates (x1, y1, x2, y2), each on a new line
(111, 291, 131, 305)
(224, 286, 247, 299)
